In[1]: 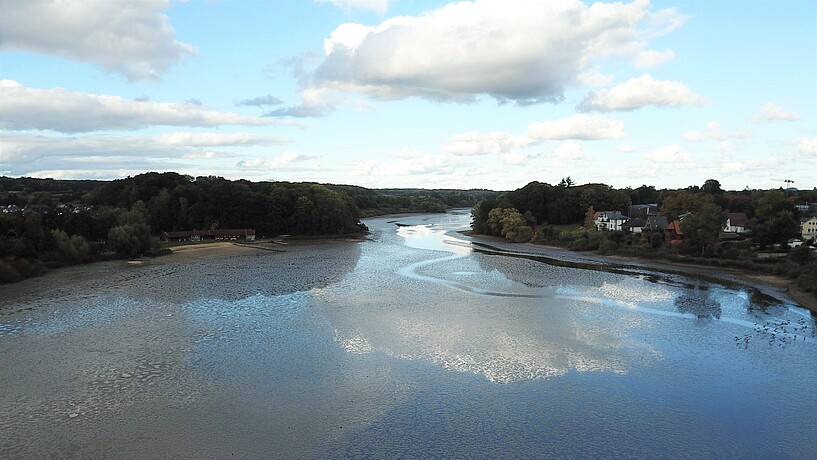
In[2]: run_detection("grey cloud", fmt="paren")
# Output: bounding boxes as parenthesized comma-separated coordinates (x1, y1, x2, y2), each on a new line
(236, 94, 284, 108)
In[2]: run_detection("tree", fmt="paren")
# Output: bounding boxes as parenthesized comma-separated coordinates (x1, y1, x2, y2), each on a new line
(701, 179, 723, 195)
(660, 191, 715, 220)
(107, 225, 143, 258)
(583, 206, 596, 231)
(52, 229, 90, 264)
(680, 203, 726, 256)
(487, 208, 533, 242)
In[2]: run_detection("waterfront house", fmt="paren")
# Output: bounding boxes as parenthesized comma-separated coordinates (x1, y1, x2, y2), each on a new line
(723, 213, 749, 233)
(162, 229, 256, 242)
(594, 211, 627, 232)
(801, 216, 817, 239)
(665, 220, 685, 244)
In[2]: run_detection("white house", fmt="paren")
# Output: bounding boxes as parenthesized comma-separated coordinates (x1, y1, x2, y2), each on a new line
(801, 216, 817, 239)
(723, 213, 749, 233)
(595, 211, 627, 232)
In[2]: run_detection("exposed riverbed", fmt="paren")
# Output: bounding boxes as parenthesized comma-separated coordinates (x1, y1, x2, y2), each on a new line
(1, 210, 815, 458)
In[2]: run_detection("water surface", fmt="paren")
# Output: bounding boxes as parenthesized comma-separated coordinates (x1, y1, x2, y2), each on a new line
(1, 210, 815, 458)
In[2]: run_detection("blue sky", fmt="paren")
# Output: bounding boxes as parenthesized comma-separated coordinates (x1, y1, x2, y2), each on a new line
(1, 0, 814, 191)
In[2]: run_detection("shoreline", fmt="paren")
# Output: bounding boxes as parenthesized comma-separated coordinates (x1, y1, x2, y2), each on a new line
(462, 232, 817, 314)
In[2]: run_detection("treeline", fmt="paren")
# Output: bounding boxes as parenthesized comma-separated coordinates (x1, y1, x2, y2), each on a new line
(471, 179, 817, 298)
(327, 185, 500, 217)
(0, 173, 494, 282)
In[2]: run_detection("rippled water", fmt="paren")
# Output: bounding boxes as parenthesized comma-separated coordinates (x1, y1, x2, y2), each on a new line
(1, 210, 816, 458)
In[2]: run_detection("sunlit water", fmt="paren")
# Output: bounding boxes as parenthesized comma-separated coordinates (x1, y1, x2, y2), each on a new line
(1, 210, 816, 458)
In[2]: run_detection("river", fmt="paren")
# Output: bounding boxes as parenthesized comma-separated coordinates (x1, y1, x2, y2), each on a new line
(1, 210, 815, 458)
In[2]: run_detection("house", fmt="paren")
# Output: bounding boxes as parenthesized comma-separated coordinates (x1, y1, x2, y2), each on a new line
(25, 204, 51, 214)
(644, 216, 668, 232)
(594, 211, 627, 232)
(628, 204, 659, 218)
(1, 205, 23, 214)
(723, 213, 749, 233)
(162, 229, 256, 242)
(801, 216, 817, 239)
(622, 218, 646, 233)
(665, 220, 685, 244)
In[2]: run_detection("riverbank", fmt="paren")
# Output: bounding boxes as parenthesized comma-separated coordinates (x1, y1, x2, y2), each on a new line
(462, 232, 816, 314)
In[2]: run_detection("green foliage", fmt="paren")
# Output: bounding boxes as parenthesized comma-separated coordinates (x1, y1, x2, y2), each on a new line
(659, 190, 715, 220)
(486, 208, 533, 242)
(52, 229, 90, 264)
(107, 225, 145, 259)
(680, 203, 726, 256)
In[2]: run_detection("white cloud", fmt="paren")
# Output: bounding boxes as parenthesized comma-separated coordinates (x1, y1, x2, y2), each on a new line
(634, 49, 676, 69)
(316, 0, 392, 14)
(757, 102, 800, 122)
(683, 122, 750, 142)
(0, 80, 278, 133)
(444, 131, 532, 156)
(352, 150, 455, 176)
(525, 114, 626, 140)
(0, 131, 286, 172)
(296, 0, 685, 110)
(0, 0, 195, 81)
(644, 144, 691, 163)
(578, 74, 709, 112)
(181, 150, 218, 160)
(499, 152, 527, 166)
(551, 140, 585, 160)
(795, 138, 817, 156)
(236, 151, 319, 170)
(156, 132, 289, 147)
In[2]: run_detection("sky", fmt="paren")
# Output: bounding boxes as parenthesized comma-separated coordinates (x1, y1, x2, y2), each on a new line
(1, 0, 815, 192)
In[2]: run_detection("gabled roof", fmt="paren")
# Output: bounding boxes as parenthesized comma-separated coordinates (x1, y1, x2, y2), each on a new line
(726, 212, 749, 227)
(645, 216, 668, 230)
(667, 220, 684, 235)
(623, 218, 646, 228)
(598, 210, 626, 220)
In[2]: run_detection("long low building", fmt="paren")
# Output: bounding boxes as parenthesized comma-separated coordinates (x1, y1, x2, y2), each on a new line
(161, 229, 256, 242)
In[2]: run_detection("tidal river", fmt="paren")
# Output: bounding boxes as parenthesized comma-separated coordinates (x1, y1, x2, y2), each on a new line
(1, 210, 816, 458)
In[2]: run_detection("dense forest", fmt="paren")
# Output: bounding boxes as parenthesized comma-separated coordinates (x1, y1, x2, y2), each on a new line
(0, 173, 497, 282)
(471, 178, 817, 299)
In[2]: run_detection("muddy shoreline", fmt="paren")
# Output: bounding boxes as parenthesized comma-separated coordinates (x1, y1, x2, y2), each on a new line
(461, 232, 816, 314)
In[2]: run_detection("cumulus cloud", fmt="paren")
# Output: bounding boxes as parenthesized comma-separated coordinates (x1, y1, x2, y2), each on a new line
(757, 102, 800, 122)
(578, 74, 709, 112)
(292, 0, 685, 112)
(525, 114, 626, 140)
(0, 0, 195, 81)
(0, 132, 287, 170)
(0, 80, 278, 133)
(236, 151, 319, 170)
(315, 0, 392, 14)
(634, 49, 676, 69)
(644, 144, 691, 163)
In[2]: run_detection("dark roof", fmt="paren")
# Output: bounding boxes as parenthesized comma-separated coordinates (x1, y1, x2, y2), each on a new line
(599, 211, 626, 220)
(726, 213, 749, 227)
(623, 218, 646, 228)
(645, 216, 668, 230)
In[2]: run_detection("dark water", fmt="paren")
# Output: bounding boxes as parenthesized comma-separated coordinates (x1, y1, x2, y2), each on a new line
(1, 210, 816, 458)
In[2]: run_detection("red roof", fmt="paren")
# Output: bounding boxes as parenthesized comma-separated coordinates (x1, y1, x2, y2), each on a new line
(727, 213, 749, 227)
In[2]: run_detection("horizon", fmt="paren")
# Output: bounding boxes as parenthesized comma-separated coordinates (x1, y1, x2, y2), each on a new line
(1, 1, 815, 191)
